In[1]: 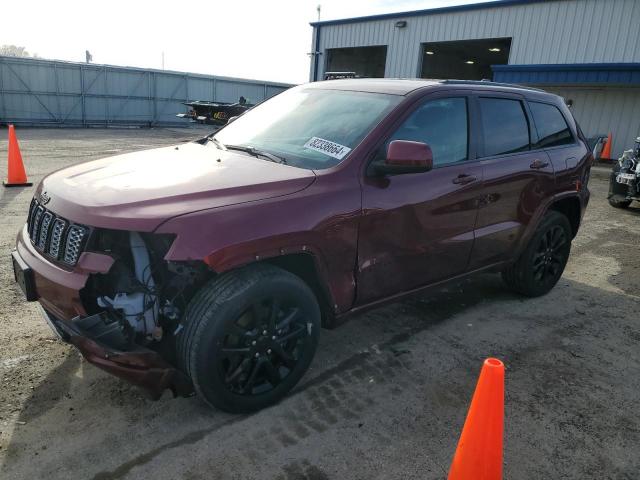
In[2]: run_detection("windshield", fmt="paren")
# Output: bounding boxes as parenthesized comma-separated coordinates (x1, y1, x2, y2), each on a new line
(213, 87, 402, 170)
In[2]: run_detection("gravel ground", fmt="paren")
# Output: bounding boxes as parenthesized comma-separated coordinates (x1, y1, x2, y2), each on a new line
(0, 128, 638, 480)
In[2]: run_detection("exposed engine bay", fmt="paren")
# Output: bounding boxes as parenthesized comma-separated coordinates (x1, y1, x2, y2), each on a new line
(616, 147, 640, 197)
(80, 230, 208, 352)
(609, 136, 640, 207)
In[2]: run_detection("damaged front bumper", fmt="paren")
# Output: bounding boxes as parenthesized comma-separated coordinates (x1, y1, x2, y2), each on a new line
(608, 165, 640, 201)
(14, 225, 193, 400)
(41, 308, 194, 399)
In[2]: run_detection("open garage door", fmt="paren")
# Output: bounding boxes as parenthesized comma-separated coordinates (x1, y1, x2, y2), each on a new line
(325, 46, 387, 79)
(420, 38, 511, 80)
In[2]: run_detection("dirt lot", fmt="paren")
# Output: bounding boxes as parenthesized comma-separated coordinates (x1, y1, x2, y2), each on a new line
(0, 128, 638, 480)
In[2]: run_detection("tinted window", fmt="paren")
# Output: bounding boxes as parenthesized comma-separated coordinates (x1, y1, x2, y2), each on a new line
(387, 97, 468, 166)
(479, 98, 530, 156)
(529, 102, 574, 148)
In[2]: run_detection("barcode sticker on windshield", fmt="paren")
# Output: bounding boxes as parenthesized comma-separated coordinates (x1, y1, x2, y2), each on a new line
(303, 137, 351, 160)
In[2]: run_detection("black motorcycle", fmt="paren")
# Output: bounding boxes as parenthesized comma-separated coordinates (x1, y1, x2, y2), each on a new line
(608, 136, 640, 209)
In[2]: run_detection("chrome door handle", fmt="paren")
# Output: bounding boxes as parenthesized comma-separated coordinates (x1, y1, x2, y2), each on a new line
(530, 159, 550, 169)
(452, 174, 477, 185)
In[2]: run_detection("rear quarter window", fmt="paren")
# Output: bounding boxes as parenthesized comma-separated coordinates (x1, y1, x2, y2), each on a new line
(478, 98, 530, 157)
(529, 101, 574, 148)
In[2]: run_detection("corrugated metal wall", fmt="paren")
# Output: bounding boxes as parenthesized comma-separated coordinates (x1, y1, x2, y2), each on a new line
(310, 0, 640, 156)
(547, 86, 640, 158)
(0, 56, 292, 127)
(313, 0, 640, 80)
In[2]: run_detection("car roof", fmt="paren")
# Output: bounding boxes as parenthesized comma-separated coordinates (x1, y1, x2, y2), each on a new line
(304, 78, 440, 95)
(303, 78, 553, 99)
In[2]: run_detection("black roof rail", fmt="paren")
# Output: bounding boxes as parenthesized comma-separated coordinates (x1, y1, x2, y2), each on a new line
(439, 79, 545, 93)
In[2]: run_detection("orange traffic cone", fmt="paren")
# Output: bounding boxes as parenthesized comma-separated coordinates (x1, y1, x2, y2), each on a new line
(3, 125, 32, 187)
(600, 132, 613, 161)
(448, 358, 505, 480)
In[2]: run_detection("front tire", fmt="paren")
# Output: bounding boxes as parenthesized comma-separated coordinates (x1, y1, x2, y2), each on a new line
(178, 264, 320, 413)
(608, 195, 632, 209)
(502, 211, 572, 297)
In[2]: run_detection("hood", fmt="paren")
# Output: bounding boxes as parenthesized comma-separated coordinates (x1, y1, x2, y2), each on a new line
(38, 141, 316, 231)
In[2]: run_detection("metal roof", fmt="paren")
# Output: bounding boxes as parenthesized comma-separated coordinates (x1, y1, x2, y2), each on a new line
(310, 0, 561, 27)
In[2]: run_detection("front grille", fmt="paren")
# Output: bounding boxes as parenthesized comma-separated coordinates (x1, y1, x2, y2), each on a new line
(30, 206, 44, 244)
(49, 218, 67, 258)
(63, 226, 87, 264)
(37, 212, 53, 249)
(26, 199, 89, 266)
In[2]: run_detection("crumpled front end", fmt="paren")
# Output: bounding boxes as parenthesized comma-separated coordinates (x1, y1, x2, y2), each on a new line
(14, 222, 198, 399)
(42, 309, 193, 399)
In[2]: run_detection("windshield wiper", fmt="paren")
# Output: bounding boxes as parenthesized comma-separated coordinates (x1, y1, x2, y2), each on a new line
(207, 136, 226, 150)
(225, 145, 288, 164)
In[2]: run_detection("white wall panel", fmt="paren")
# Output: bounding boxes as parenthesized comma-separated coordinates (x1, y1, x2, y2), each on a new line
(547, 86, 640, 158)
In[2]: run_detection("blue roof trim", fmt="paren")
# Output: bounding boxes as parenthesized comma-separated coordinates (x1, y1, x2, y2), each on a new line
(492, 63, 640, 85)
(310, 0, 552, 27)
(492, 63, 640, 72)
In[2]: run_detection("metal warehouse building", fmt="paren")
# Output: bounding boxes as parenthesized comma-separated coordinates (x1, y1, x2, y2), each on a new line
(309, 0, 640, 158)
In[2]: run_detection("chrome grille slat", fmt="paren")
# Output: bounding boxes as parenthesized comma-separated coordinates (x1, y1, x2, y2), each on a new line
(63, 225, 87, 265)
(48, 218, 67, 259)
(26, 197, 89, 266)
(37, 212, 53, 249)
(27, 198, 37, 234)
(30, 206, 44, 243)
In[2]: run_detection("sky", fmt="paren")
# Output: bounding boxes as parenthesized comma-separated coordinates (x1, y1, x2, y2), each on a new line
(1, 0, 492, 84)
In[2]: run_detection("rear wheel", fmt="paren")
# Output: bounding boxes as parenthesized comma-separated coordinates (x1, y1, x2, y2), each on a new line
(502, 211, 572, 297)
(178, 264, 320, 413)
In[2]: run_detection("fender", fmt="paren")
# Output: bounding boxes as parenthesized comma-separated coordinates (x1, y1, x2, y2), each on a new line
(155, 168, 363, 317)
(201, 234, 353, 315)
(513, 190, 583, 259)
(159, 223, 358, 316)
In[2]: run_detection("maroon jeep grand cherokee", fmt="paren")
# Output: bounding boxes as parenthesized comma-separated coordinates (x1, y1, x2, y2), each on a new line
(12, 79, 591, 412)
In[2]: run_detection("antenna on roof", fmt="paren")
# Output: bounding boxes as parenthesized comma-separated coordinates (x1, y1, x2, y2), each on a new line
(317, 4, 321, 21)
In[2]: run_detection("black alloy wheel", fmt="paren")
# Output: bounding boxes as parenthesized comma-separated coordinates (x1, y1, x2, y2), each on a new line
(502, 210, 572, 297)
(531, 225, 567, 284)
(178, 264, 320, 413)
(220, 299, 308, 395)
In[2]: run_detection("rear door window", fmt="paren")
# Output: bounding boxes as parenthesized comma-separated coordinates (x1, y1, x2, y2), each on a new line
(479, 98, 530, 157)
(529, 101, 574, 148)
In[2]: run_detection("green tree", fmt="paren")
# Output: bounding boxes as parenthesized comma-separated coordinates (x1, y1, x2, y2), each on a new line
(0, 45, 39, 58)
